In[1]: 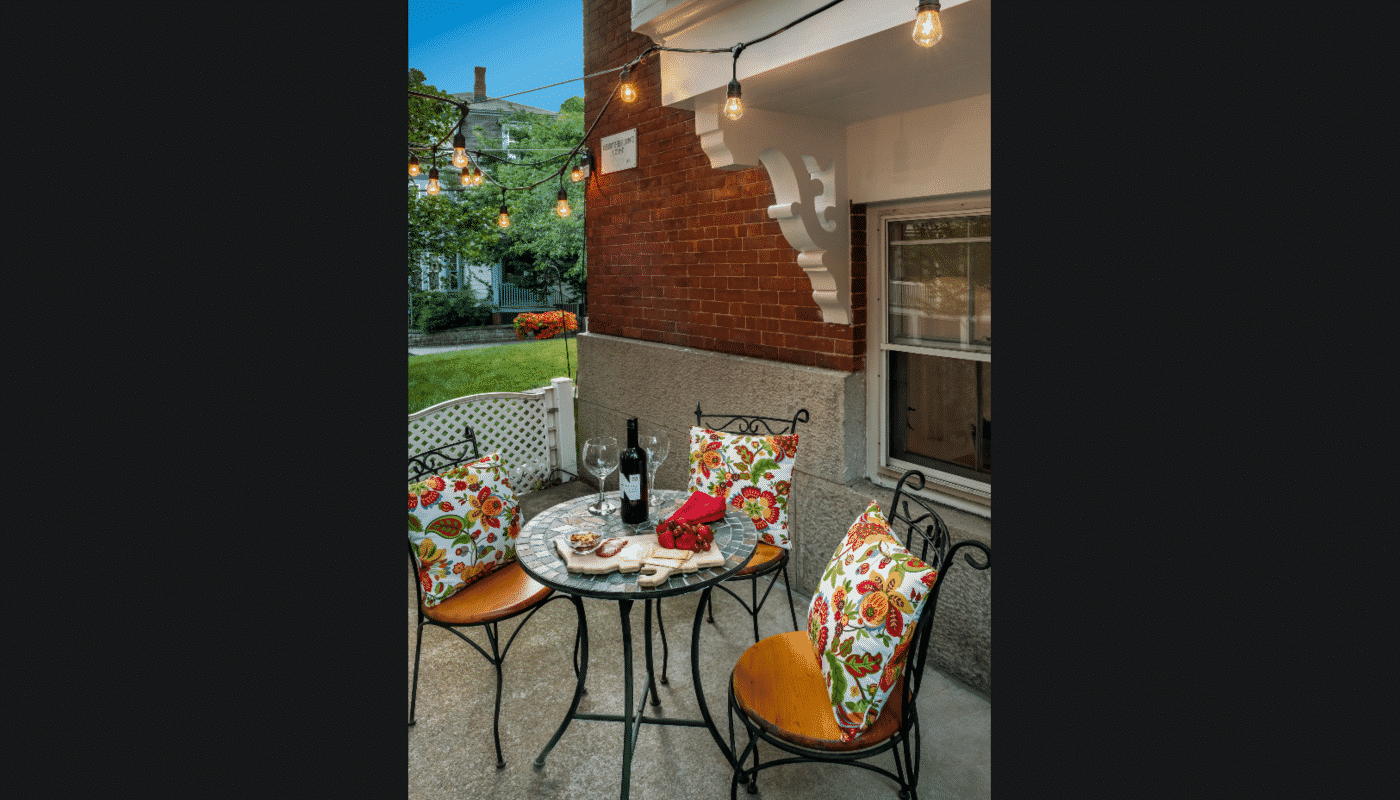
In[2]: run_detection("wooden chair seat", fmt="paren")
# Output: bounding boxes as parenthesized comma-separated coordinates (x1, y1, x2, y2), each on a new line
(422, 561, 553, 626)
(735, 542, 786, 576)
(731, 630, 904, 753)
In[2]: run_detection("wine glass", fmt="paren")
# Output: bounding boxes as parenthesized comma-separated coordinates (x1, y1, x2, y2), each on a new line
(581, 436, 619, 516)
(640, 429, 669, 525)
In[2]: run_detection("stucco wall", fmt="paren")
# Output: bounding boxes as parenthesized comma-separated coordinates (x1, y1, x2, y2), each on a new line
(576, 332, 991, 692)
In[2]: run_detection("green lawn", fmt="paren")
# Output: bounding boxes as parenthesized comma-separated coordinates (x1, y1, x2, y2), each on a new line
(409, 340, 577, 414)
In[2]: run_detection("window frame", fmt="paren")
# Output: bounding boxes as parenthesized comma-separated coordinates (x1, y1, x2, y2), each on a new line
(865, 193, 992, 517)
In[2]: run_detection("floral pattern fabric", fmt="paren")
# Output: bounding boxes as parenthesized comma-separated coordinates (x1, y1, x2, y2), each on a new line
(407, 452, 522, 608)
(686, 426, 799, 548)
(806, 502, 937, 742)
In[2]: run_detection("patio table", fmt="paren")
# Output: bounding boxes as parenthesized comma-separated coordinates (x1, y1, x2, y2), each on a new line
(517, 488, 757, 800)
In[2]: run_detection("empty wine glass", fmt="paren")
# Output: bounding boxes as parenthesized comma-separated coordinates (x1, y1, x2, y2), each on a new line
(640, 429, 669, 525)
(582, 436, 619, 516)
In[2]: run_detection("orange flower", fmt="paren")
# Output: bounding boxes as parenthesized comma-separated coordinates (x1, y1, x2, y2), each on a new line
(854, 570, 916, 630)
(691, 440, 725, 479)
(468, 486, 505, 528)
(732, 486, 780, 529)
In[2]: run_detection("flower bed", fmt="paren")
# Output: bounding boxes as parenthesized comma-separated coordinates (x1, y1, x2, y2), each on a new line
(513, 311, 579, 341)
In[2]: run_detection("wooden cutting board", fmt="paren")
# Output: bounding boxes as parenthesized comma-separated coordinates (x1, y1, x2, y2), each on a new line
(553, 530, 726, 588)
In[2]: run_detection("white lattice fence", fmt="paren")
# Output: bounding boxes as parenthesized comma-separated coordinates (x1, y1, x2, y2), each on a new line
(408, 377, 577, 492)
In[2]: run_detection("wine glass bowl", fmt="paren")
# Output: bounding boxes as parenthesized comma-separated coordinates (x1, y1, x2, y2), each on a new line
(582, 436, 619, 516)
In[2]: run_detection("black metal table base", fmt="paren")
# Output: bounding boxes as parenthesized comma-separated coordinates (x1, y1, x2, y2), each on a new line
(533, 587, 734, 800)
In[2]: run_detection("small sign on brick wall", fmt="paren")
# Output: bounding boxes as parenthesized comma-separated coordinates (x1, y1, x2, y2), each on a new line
(600, 128, 637, 174)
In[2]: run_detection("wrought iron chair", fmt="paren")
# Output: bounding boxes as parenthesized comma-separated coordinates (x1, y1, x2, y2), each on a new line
(408, 426, 588, 769)
(652, 404, 809, 687)
(726, 470, 991, 799)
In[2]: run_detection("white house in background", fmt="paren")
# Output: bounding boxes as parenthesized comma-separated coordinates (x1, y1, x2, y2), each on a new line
(409, 66, 582, 317)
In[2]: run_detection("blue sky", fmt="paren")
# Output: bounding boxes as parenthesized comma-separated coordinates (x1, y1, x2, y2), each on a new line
(408, 0, 585, 114)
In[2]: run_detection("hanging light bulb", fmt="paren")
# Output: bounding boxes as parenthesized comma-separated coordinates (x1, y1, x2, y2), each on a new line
(426, 167, 440, 195)
(452, 131, 468, 168)
(913, 1, 943, 47)
(460, 169, 471, 187)
(572, 149, 591, 182)
(498, 203, 511, 228)
(724, 80, 744, 121)
(408, 155, 420, 176)
(556, 188, 571, 217)
(724, 43, 746, 121)
(471, 166, 483, 186)
(618, 67, 637, 103)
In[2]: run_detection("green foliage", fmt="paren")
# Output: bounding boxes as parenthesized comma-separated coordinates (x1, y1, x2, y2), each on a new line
(408, 69, 587, 307)
(412, 288, 494, 333)
(408, 68, 459, 149)
(408, 69, 499, 276)
(408, 342, 576, 414)
(478, 103, 587, 301)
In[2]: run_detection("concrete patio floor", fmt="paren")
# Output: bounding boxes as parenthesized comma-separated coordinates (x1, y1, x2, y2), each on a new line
(409, 482, 990, 799)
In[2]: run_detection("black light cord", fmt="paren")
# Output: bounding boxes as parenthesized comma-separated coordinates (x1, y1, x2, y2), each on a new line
(408, 0, 852, 197)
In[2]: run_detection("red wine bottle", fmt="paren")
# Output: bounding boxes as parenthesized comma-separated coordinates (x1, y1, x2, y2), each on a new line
(619, 417, 649, 524)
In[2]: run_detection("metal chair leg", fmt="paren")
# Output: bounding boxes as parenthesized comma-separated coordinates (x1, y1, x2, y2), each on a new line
(751, 575, 761, 643)
(488, 622, 506, 769)
(781, 562, 800, 632)
(745, 727, 759, 794)
(409, 619, 425, 726)
(706, 587, 715, 623)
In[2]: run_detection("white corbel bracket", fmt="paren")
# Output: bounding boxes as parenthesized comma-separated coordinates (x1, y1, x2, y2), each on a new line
(694, 95, 850, 325)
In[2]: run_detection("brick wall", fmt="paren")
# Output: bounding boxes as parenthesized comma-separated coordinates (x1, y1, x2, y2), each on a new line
(583, 0, 865, 373)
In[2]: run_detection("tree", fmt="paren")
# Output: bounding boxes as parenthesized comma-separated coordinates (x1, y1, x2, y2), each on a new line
(408, 68, 458, 151)
(476, 98, 587, 303)
(407, 73, 588, 309)
(407, 69, 498, 281)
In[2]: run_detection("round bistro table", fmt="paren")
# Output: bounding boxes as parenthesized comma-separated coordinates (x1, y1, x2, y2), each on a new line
(516, 489, 757, 800)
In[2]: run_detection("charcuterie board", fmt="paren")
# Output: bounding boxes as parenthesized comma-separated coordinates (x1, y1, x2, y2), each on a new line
(553, 531, 725, 587)
(515, 490, 758, 598)
(549, 503, 726, 587)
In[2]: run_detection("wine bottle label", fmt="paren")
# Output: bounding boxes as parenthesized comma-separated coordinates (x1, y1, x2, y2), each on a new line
(621, 473, 642, 501)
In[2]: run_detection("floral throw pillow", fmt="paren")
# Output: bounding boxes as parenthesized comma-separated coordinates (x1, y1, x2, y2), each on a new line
(687, 425, 799, 548)
(407, 452, 522, 608)
(806, 501, 938, 742)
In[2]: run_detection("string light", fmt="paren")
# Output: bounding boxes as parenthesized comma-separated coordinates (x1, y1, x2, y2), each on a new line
(913, 1, 943, 47)
(724, 43, 746, 121)
(571, 149, 590, 182)
(406, 1, 934, 211)
(452, 124, 468, 168)
(724, 80, 743, 121)
(618, 66, 637, 103)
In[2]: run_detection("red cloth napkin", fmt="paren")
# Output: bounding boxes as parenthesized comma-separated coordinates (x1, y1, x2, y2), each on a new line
(664, 490, 726, 526)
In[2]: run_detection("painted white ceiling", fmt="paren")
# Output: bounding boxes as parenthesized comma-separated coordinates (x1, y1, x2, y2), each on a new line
(642, 0, 988, 124)
(736, 0, 989, 124)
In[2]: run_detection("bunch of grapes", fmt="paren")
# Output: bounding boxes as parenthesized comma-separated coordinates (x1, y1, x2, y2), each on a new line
(656, 518, 714, 552)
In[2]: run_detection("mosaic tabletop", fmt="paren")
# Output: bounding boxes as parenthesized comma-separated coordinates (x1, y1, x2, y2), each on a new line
(517, 489, 758, 600)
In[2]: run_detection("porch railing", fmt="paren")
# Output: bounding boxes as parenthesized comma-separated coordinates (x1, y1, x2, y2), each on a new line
(497, 283, 550, 309)
(407, 377, 578, 493)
